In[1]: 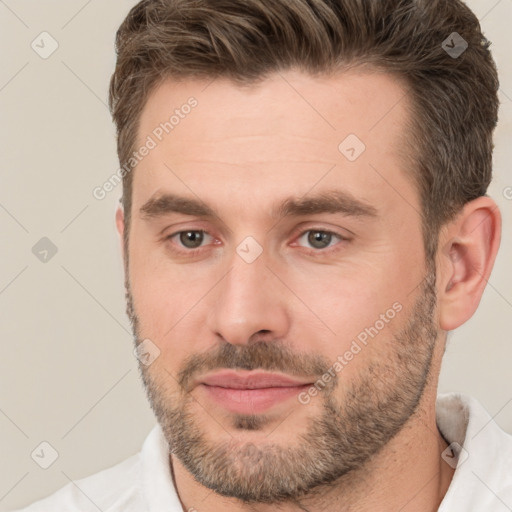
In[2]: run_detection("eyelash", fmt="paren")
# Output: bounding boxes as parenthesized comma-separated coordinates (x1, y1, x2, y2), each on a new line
(165, 228, 349, 257)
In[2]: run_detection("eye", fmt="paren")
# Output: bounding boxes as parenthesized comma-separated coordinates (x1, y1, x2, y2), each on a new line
(296, 229, 346, 251)
(168, 230, 214, 251)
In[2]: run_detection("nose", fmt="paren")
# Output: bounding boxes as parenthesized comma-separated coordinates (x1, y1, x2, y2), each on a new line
(206, 249, 291, 346)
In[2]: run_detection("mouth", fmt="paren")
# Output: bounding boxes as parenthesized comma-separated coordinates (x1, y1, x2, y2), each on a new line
(196, 370, 314, 414)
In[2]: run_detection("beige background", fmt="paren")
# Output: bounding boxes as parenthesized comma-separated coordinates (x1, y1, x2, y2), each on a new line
(0, 1, 511, 510)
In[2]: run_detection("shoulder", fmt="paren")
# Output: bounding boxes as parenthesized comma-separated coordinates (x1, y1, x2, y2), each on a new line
(10, 453, 143, 512)
(438, 392, 512, 511)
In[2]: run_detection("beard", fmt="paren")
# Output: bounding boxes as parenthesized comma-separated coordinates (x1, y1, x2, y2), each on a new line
(124, 268, 438, 504)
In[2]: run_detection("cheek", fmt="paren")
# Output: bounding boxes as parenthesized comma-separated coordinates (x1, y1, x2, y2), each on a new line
(128, 238, 176, 331)
(128, 242, 220, 364)
(289, 257, 404, 321)
(129, 264, 204, 332)
(280, 250, 416, 366)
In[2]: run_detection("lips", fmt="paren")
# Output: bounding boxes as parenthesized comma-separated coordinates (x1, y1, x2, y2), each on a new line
(196, 370, 314, 415)
(200, 370, 312, 389)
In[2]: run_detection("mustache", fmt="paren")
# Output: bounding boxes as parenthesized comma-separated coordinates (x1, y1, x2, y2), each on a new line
(175, 341, 334, 392)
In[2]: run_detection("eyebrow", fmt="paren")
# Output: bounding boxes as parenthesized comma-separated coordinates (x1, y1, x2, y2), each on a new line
(139, 190, 378, 221)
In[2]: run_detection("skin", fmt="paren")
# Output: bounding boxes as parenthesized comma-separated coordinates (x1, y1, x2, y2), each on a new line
(116, 69, 501, 511)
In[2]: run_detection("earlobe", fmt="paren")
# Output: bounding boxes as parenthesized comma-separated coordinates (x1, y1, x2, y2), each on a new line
(437, 197, 501, 331)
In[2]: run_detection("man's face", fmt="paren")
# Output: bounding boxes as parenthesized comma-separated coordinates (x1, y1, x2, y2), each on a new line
(122, 70, 439, 502)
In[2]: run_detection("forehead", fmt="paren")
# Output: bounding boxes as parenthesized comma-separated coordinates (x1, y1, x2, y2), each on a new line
(132, 69, 415, 219)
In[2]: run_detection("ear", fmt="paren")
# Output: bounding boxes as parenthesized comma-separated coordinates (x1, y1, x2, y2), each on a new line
(437, 196, 502, 331)
(115, 202, 126, 262)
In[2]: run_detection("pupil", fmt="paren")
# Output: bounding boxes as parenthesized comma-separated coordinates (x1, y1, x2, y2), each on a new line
(180, 231, 203, 248)
(308, 231, 331, 249)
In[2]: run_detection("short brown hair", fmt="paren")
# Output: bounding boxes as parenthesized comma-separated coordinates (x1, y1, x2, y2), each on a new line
(108, 0, 499, 261)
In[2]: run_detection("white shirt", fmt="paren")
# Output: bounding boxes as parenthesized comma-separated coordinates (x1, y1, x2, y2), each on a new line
(12, 393, 512, 512)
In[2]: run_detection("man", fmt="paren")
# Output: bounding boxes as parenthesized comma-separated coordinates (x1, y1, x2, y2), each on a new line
(14, 0, 512, 511)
